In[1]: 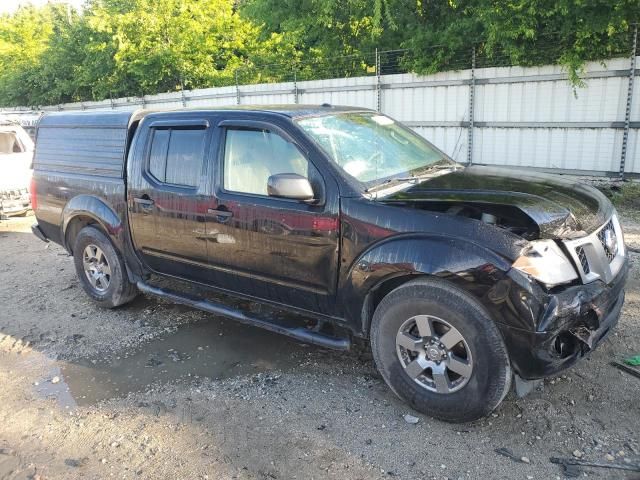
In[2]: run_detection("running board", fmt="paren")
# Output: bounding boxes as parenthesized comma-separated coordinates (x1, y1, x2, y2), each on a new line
(136, 281, 351, 350)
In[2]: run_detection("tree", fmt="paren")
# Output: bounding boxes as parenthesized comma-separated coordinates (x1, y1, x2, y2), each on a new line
(0, 5, 57, 106)
(0, 0, 637, 107)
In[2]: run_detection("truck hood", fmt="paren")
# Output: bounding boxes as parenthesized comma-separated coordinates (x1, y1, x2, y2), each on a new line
(382, 166, 613, 239)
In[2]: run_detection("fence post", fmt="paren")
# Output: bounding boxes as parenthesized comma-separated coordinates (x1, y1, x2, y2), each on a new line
(467, 45, 476, 165)
(376, 48, 382, 112)
(620, 23, 638, 180)
(294, 69, 299, 104)
(235, 69, 241, 105)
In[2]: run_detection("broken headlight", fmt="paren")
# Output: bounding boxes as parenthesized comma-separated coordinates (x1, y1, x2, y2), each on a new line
(512, 240, 578, 288)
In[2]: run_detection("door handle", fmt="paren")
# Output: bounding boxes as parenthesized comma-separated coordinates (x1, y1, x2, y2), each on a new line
(207, 208, 233, 221)
(134, 197, 155, 206)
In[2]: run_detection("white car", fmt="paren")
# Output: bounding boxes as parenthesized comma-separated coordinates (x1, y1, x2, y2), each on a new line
(0, 121, 34, 218)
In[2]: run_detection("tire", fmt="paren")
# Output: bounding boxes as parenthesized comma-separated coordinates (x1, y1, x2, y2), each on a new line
(73, 225, 138, 308)
(370, 277, 512, 423)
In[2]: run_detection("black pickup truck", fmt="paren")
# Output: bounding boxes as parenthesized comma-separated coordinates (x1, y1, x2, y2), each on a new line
(31, 105, 628, 422)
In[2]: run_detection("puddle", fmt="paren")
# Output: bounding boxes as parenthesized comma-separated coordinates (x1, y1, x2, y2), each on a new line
(34, 319, 316, 407)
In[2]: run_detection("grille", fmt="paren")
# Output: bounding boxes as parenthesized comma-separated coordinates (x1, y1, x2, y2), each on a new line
(575, 246, 590, 274)
(0, 188, 28, 200)
(596, 220, 616, 262)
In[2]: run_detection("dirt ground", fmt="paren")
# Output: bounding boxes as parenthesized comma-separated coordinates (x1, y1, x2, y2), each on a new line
(0, 210, 639, 480)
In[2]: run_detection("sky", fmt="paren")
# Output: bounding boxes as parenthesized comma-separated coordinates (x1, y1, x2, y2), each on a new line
(0, 0, 84, 15)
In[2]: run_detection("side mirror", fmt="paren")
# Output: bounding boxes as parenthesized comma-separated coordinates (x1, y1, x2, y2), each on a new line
(267, 173, 315, 201)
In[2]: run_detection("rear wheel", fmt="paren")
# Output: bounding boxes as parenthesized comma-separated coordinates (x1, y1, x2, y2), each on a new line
(370, 277, 511, 423)
(73, 226, 138, 308)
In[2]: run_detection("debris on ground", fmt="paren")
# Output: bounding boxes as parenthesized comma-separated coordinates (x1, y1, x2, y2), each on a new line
(550, 456, 640, 476)
(610, 361, 640, 379)
(495, 447, 532, 464)
(624, 355, 640, 366)
(403, 414, 419, 424)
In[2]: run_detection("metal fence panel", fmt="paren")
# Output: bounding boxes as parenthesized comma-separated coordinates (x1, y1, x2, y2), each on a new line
(3, 55, 638, 175)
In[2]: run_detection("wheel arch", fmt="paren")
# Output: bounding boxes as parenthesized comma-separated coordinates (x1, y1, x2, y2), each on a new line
(62, 195, 124, 255)
(340, 234, 514, 337)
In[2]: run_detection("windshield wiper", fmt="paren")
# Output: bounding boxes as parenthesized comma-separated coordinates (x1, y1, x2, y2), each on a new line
(394, 164, 462, 181)
(366, 164, 461, 194)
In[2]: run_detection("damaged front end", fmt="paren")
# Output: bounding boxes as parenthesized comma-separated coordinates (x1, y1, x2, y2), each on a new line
(0, 188, 30, 218)
(495, 213, 628, 380)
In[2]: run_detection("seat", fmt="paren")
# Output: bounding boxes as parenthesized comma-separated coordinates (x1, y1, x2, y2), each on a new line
(224, 130, 272, 195)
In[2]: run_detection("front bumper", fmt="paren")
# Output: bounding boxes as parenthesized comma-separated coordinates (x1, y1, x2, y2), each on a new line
(498, 257, 629, 380)
(0, 189, 30, 216)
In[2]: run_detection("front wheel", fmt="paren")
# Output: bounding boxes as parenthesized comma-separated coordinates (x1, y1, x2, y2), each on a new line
(370, 278, 512, 423)
(73, 226, 138, 308)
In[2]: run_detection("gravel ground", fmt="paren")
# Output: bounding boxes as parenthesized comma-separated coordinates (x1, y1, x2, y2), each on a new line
(0, 211, 639, 480)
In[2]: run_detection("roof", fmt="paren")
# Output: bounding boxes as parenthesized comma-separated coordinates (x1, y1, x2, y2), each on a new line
(38, 104, 372, 128)
(197, 104, 371, 118)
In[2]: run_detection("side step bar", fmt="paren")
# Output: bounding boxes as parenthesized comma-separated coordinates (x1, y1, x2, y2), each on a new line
(136, 281, 351, 351)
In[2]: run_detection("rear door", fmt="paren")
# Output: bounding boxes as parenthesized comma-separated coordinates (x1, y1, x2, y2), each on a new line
(205, 117, 341, 314)
(128, 114, 215, 283)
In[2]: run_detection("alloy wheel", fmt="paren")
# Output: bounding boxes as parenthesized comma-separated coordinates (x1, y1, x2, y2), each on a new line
(82, 244, 111, 293)
(395, 315, 473, 394)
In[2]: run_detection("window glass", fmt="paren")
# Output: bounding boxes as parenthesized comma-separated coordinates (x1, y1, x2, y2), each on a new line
(165, 129, 206, 187)
(149, 129, 170, 181)
(147, 127, 205, 187)
(223, 128, 310, 196)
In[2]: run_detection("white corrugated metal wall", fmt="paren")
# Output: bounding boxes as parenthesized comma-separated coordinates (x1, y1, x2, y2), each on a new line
(4, 56, 638, 175)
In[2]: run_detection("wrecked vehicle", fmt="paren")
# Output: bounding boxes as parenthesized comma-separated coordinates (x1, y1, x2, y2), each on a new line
(30, 106, 628, 422)
(0, 120, 34, 218)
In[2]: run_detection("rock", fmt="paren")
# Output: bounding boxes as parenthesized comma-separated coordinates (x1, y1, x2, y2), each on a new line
(605, 453, 615, 461)
(110, 441, 119, 448)
(403, 414, 419, 424)
(51, 376, 60, 384)
(572, 450, 584, 459)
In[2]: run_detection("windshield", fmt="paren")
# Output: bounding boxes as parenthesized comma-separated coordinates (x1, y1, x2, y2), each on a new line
(296, 112, 451, 188)
(0, 131, 25, 154)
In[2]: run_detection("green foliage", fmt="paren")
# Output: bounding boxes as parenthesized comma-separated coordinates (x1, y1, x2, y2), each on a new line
(598, 180, 640, 210)
(0, 0, 637, 107)
(0, 0, 298, 106)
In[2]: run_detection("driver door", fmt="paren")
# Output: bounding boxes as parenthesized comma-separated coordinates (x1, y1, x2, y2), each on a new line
(205, 119, 340, 313)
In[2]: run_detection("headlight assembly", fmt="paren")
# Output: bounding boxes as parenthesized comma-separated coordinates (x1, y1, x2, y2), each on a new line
(512, 240, 578, 288)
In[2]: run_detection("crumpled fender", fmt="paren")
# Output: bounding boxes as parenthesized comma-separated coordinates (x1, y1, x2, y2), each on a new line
(339, 233, 514, 335)
(61, 194, 124, 251)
